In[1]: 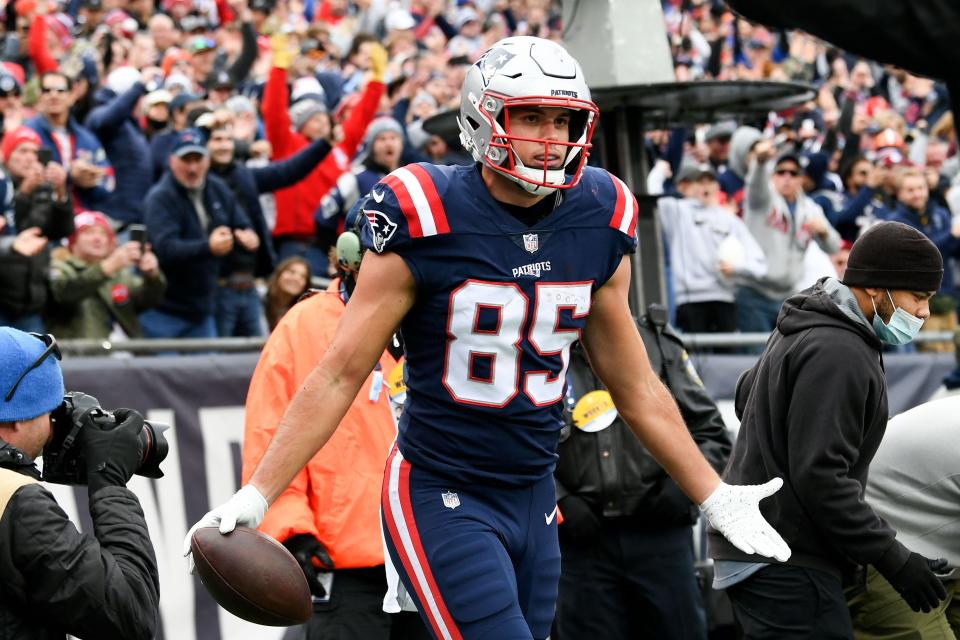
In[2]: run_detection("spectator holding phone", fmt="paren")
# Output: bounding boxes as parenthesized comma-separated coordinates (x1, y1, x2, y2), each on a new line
(46, 211, 166, 339)
(0, 126, 73, 332)
(24, 71, 114, 214)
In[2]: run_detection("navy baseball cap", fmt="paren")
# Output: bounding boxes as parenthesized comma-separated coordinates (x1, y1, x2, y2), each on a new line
(172, 128, 208, 158)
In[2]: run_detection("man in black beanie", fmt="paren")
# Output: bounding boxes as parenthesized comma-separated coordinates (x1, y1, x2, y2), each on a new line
(708, 221, 948, 637)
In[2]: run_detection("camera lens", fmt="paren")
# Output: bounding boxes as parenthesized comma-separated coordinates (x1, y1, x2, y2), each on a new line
(136, 420, 170, 479)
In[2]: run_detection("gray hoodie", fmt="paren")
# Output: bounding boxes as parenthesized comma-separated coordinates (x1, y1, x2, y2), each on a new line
(741, 158, 842, 299)
(728, 126, 764, 180)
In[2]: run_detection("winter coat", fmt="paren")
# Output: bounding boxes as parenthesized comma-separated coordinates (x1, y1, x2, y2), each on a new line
(84, 83, 153, 224)
(143, 172, 252, 319)
(0, 449, 159, 640)
(24, 115, 114, 214)
(46, 254, 167, 339)
(708, 278, 909, 581)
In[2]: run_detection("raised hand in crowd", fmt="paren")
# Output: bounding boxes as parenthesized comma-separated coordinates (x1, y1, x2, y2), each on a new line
(100, 240, 144, 276)
(233, 228, 260, 252)
(270, 33, 292, 70)
(365, 41, 389, 84)
(70, 158, 105, 189)
(44, 162, 67, 200)
(249, 139, 272, 159)
(138, 244, 160, 277)
(752, 139, 776, 163)
(11, 226, 47, 256)
(228, 0, 253, 22)
(141, 66, 165, 87)
(18, 163, 45, 195)
(209, 225, 234, 256)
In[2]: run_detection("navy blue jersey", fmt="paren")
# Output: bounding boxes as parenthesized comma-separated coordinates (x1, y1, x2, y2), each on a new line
(359, 163, 638, 485)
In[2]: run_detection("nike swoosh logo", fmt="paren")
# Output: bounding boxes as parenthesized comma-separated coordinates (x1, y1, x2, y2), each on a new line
(545, 505, 559, 525)
(372, 190, 385, 203)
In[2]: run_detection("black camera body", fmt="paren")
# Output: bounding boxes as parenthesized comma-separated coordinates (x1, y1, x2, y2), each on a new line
(43, 392, 169, 486)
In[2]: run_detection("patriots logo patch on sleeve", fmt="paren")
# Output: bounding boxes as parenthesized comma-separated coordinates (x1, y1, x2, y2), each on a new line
(365, 209, 398, 252)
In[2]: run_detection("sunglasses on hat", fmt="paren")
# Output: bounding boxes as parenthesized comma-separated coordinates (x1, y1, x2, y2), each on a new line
(4, 333, 61, 402)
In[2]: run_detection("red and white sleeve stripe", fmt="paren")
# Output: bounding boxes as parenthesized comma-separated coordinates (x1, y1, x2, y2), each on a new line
(382, 165, 451, 238)
(607, 172, 638, 238)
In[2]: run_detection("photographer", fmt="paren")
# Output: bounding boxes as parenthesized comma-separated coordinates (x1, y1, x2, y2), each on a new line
(0, 328, 159, 639)
(0, 126, 73, 332)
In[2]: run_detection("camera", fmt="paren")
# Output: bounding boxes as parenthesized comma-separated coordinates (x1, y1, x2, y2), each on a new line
(43, 392, 170, 486)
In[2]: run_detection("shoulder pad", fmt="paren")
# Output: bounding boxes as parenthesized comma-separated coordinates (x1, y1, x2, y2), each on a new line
(577, 166, 639, 239)
(604, 170, 639, 239)
(359, 163, 452, 254)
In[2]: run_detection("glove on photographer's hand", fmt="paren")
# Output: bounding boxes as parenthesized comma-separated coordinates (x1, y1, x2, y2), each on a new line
(283, 534, 334, 598)
(83, 408, 144, 496)
(883, 552, 948, 613)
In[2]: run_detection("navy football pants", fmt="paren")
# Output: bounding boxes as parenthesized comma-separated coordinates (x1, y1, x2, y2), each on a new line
(381, 445, 560, 640)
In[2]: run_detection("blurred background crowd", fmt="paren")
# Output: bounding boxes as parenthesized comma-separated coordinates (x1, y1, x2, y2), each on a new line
(0, 0, 957, 353)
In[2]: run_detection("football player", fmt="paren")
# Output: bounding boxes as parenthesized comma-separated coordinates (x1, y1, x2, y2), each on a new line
(187, 37, 790, 640)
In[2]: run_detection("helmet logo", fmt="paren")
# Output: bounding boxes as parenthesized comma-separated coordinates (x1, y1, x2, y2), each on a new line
(477, 47, 515, 87)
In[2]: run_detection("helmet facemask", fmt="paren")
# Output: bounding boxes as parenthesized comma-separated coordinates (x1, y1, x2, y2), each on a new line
(461, 91, 598, 196)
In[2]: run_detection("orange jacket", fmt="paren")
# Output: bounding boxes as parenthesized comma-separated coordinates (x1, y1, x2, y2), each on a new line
(241, 280, 398, 569)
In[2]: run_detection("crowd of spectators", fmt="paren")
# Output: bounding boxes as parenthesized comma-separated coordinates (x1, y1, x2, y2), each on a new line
(0, 0, 956, 349)
(653, 0, 960, 350)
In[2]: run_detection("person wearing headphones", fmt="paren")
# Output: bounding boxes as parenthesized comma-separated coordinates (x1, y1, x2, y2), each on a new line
(241, 215, 428, 640)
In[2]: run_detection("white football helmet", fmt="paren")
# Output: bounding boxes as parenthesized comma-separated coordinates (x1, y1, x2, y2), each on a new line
(458, 36, 599, 196)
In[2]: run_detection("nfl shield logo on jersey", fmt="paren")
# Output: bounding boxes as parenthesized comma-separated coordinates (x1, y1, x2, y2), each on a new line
(522, 233, 539, 254)
(441, 491, 460, 509)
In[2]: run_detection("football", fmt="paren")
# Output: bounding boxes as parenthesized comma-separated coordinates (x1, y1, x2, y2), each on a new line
(191, 526, 312, 626)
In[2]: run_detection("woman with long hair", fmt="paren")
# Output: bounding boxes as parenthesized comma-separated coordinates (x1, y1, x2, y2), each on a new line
(264, 256, 311, 331)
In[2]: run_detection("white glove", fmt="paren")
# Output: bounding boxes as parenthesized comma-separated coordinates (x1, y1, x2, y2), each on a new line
(700, 479, 792, 562)
(182, 484, 269, 572)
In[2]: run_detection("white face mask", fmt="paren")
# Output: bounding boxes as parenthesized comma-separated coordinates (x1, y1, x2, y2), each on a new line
(871, 290, 924, 345)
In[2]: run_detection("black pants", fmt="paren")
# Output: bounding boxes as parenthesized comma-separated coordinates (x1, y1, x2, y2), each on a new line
(302, 566, 432, 640)
(675, 301, 737, 334)
(726, 565, 854, 639)
(554, 522, 707, 640)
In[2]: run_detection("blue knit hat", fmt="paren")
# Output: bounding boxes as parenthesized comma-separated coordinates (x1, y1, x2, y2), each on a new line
(0, 328, 64, 422)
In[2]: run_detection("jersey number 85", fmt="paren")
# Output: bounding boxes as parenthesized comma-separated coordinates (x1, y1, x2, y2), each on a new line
(443, 280, 592, 408)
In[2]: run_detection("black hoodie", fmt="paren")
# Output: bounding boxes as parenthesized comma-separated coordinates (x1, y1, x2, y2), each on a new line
(708, 278, 910, 580)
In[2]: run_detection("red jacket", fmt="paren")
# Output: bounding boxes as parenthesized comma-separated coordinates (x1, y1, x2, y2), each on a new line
(262, 67, 384, 238)
(28, 16, 58, 75)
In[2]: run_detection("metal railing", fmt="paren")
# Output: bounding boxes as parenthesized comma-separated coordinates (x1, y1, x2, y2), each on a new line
(58, 331, 958, 356)
(59, 337, 267, 355)
(680, 330, 956, 350)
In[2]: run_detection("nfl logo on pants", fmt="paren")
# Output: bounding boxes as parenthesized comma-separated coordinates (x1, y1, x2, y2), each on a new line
(442, 491, 460, 509)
